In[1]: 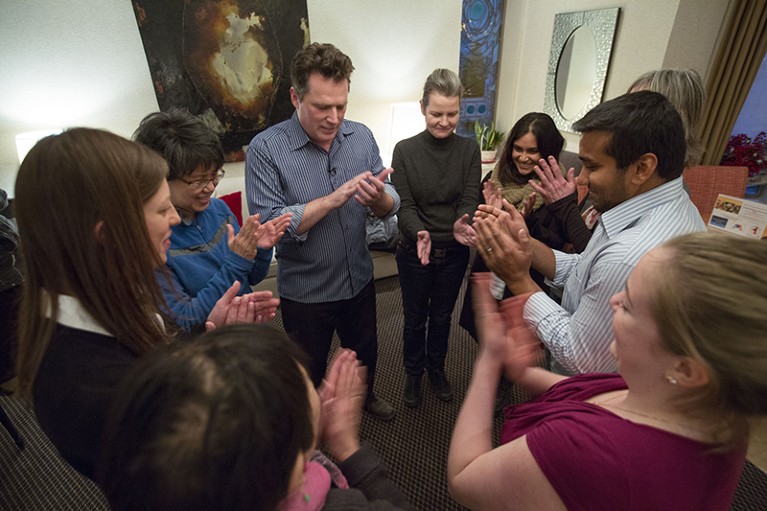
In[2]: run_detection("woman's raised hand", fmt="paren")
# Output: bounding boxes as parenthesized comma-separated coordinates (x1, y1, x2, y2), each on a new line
(482, 179, 503, 209)
(529, 156, 576, 204)
(228, 214, 261, 259)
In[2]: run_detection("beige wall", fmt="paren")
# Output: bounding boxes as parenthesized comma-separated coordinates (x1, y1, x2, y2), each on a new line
(0, 0, 729, 194)
(306, 0, 462, 158)
(496, 0, 730, 151)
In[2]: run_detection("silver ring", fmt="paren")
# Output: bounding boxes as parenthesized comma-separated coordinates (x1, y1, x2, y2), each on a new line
(486, 246, 493, 254)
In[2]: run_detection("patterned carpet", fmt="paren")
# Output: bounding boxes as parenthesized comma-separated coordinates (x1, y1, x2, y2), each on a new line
(1, 275, 766, 509)
(350, 275, 496, 511)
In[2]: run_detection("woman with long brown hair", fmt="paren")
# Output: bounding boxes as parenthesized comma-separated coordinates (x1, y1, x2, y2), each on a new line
(14, 128, 253, 479)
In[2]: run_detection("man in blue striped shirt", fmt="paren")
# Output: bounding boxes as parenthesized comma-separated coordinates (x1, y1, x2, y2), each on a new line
(245, 43, 400, 421)
(474, 91, 705, 375)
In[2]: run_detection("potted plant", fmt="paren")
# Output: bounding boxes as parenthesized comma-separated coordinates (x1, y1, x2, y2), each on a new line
(474, 121, 505, 163)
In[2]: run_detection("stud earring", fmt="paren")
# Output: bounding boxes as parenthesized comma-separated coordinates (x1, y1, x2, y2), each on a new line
(665, 375, 678, 385)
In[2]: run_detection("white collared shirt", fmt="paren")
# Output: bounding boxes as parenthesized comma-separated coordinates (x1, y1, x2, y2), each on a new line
(524, 178, 705, 374)
(50, 294, 112, 337)
(49, 294, 164, 335)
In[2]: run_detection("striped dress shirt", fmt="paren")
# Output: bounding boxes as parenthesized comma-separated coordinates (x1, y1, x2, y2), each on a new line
(524, 177, 705, 374)
(245, 113, 400, 303)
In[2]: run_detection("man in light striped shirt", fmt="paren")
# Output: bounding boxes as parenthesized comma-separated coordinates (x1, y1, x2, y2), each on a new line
(245, 43, 400, 421)
(474, 91, 705, 375)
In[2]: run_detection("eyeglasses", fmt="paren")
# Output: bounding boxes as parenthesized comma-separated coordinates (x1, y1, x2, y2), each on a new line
(179, 169, 225, 190)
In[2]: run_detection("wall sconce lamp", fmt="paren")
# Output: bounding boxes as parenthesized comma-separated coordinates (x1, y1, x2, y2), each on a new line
(388, 102, 424, 163)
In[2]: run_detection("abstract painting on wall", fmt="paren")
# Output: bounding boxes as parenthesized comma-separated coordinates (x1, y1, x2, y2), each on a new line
(457, 0, 505, 137)
(132, 0, 309, 161)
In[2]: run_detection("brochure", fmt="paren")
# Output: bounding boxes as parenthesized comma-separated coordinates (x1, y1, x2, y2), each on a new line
(708, 194, 767, 239)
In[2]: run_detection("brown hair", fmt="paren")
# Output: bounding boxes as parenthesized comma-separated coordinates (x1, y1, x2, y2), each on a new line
(496, 112, 564, 185)
(290, 43, 354, 100)
(14, 128, 170, 398)
(650, 233, 767, 447)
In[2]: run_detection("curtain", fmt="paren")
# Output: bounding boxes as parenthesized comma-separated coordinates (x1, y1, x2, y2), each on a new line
(698, 0, 767, 165)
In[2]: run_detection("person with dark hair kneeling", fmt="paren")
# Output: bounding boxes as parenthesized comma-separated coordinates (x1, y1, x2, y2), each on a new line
(98, 324, 413, 511)
(448, 233, 767, 510)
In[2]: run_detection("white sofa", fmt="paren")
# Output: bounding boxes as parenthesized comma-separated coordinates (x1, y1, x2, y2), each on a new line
(216, 162, 398, 296)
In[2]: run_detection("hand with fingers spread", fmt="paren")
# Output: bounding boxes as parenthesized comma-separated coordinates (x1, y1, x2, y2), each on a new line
(453, 214, 476, 247)
(529, 156, 576, 204)
(416, 230, 431, 266)
(482, 179, 503, 210)
(228, 214, 261, 259)
(318, 349, 367, 461)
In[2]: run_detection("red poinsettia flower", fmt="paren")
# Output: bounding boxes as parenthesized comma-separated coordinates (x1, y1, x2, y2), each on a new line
(720, 131, 767, 178)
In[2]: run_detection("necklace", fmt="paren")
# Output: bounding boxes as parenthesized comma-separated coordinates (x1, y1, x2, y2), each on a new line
(594, 391, 709, 436)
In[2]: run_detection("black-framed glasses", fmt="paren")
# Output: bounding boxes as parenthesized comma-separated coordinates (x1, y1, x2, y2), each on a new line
(179, 169, 225, 190)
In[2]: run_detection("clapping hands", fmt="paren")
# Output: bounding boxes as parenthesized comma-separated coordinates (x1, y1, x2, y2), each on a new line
(471, 273, 540, 381)
(473, 200, 534, 285)
(205, 281, 280, 331)
(317, 349, 367, 461)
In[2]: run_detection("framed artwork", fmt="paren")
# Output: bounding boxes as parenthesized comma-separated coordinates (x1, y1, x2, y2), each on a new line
(132, 0, 309, 161)
(457, 0, 505, 137)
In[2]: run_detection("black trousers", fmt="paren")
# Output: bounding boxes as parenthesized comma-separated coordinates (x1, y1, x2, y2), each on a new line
(281, 279, 378, 394)
(396, 240, 469, 376)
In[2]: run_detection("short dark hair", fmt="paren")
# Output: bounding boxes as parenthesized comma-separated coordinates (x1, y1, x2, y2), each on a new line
(98, 324, 314, 511)
(628, 69, 705, 167)
(573, 91, 686, 180)
(133, 108, 224, 180)
(497, 112, 565, 185)
(290, 43, 355, 100)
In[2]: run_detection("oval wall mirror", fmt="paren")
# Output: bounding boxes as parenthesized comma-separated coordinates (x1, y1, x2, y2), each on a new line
(555, 26, 597, 120)
(544, 8, 620, 133)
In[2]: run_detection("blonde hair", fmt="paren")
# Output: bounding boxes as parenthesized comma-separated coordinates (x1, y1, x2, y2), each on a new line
(628, 69, 705, 167)
(650, 233, 767, 447)
(421, 68, 463, 106)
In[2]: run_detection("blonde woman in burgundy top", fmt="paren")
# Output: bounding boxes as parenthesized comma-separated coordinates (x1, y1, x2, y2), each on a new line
(449, 233, 765, 510)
